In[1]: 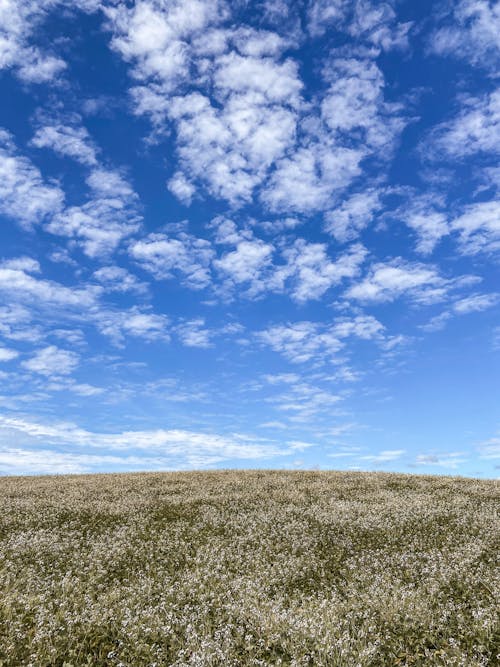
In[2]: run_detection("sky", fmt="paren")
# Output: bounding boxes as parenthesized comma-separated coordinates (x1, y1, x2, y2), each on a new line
(0, 0, 499, 477)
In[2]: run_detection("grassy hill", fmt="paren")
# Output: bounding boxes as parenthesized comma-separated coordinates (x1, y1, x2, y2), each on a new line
(0, 470, 498, 666)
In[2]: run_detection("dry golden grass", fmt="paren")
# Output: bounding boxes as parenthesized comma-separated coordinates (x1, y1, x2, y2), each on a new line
(0, 470, 498, 666)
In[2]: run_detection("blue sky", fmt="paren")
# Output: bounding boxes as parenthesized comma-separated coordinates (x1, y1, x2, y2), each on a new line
(0, 0, 499, 477)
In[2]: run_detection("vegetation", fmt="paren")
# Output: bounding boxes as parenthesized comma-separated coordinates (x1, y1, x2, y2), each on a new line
(0, 470, 498, 666)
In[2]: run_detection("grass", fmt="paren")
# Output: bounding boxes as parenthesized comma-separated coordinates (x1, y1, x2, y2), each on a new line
(0, 470, 498, 666)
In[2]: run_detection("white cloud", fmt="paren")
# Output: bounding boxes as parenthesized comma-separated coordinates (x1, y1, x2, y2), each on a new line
(104, 2, 408, 215)
(16, 50, 66, 83)
(307, 0, 410, 50)
(420, 291, 497, 332)
(257, 314, 383, 364)
(360, 449, 405, 463)
(429, 0, 500, 74)
(0, 129, 64, 227)
(197, 229, 368, 304)
(419, 311, 452, 333)
(413, 452, 468, 469)
(31, 122, 98, 166)
(477, 436, 500, 459)
(231, 27, 288, 57)
(262, 56, 405, 215)
(257, 321, 343, 364)
(325, 189, 384, 242)
(0, 258, 164, 348)
(0, 130, 139, 257)
(0, 258, 99, 308)
(346, 259, 463, 305)
(450, 199, 500, 255)
(0, 347, 19, 362)
(332, 314, 385, 340)
(174, 318, 212, 348)
(404, 210, 449, 255)
(129, 231, 214, 288)
(307, 0, 347, 37)
(22, 345, 79, 377)
(268, 381, 344, 421)
(93, 266, 147, 294)
(0, 448, 174, 476)
(48, 168, 142, 258)
(95, 307, 170, 346)
(0, 0, 98, 83)
(214, 238, 274, 297)
(348, 1, 411, 51)
(0, 414, 295, 471)
(321, 57, 402, 150)
(261, 140, 365, 214)
(452, 292, 498, 314)
(0, 304, 39, 343)
(167, 88, 299, 205)
(428, 90, 500, 159)
(279, 240, 367, 302)
(214, 52, 302, 105)
(104, 0, 225, 91)
(167, 171, 196, 204)
(106, 1, 301, 207)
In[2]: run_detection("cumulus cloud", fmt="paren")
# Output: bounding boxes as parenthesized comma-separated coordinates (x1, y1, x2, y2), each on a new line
(0, 129, 64, 227)
(278, 240, 367, 302)
(452, 292, 498, 314)
(93, 266, 147, 293)
(103, 1, 407, 213)
(262, 142, 364, 214)
(0, 257, 99, 308)
(429, 0, 500, 75)
(404, 210, 449, 255)
(104, 0, 225, 91)
(257, 314, 383, 364)
(394, 193, 450, 255)
(0, 0, 99, 83)
(95, 307, 170, 346)
(0, 258, 164, 349)
(307, 0, 347, 37)
(166, 84, 299, 205)
(324, 189, 385, 242)
(427, 90, 500, 160)
(22, 345, 79, 377)
(0, 128, 140, 257)
(129, 231, 214, 288)
(348, 1, 411, 51)
(31, 122, 98, 166)
(214, 238, 275, 297)
(307, 0, 410, 50)
(450, 199, 500, 255)
(320, 57, 402, 150)
(174, 318, 212, 348)
(346, 259, 470, 304)
(262, 55, 405, 214)
(0, 347, 19, 362)
(48, 168, 142, 258)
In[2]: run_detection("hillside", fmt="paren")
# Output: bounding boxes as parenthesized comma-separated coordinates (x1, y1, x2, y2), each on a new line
(0, 470, 498, 666)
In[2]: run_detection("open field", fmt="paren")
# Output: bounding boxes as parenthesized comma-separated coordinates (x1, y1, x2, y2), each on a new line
(0, 471, 498, 666)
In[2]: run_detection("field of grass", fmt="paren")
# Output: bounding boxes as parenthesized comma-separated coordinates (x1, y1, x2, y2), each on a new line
(0, 470, 498, 666)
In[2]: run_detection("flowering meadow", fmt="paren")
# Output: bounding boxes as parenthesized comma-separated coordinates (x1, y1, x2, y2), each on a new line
(0, 470, 498, 666)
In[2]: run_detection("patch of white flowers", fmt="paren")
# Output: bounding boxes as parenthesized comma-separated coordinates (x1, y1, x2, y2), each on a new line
(0, 471, 498, 665)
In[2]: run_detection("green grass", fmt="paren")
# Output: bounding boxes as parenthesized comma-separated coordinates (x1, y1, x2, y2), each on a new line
(0, 470, 498, 666)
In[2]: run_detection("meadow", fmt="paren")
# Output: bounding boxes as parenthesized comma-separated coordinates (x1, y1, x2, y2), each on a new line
(0, 470, 498, 666)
